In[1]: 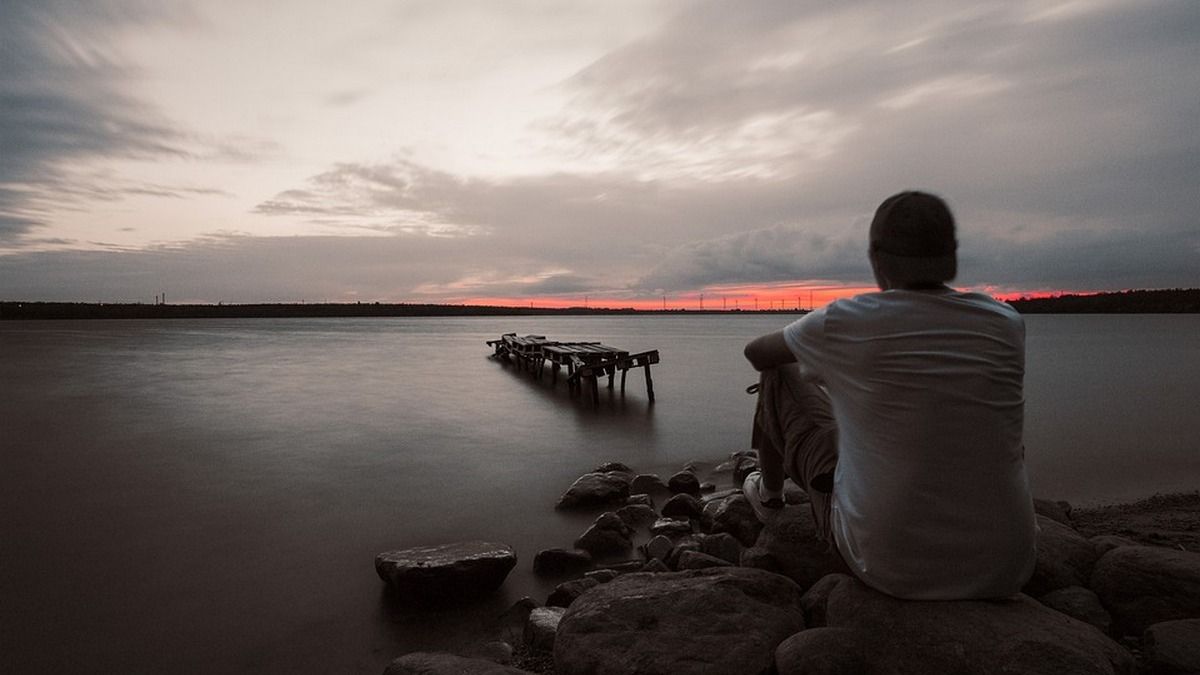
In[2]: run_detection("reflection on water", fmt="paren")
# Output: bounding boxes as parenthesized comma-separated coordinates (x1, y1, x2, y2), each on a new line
(2, 314, 1197, 672)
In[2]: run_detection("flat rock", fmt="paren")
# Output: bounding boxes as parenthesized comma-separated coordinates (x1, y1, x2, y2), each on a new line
(382, 652, 529, 675)
(780, 573, 1134, 675)
(676, 550, 732, 570)
(1039, 585, 1113, 635)
(556, 472, 631, 509)
(524, 606, 566, 652)
(1090, 545, 1200, 635)
(741, 505, 846, 589)
(532, 548, 593, 577)
(648, 517, 692, 537)
(709, 493, 764, 547)
(641, 558, 670, 573)
(375, 541, 516, 602)
(1023, 514, 1099, 596)
(554, 567, 805, 675)
(1142, 619, 1200, 675)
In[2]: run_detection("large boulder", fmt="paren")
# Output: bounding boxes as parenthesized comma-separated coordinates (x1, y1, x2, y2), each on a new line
(554, 567, 805, 675)
(741, 505, 846, 589)
(1090, 545, 1200, 635)
(1142, 619, 1200, 675)
(557, 472, 631, 509)
(1023, 515, 1099, 596)
(375, 542, 516, 602)
(779, 573, 1133, 675)
(382, 652, 528, 674)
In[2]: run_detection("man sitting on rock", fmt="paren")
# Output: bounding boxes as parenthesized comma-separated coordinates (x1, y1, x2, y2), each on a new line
(742, 190, 1037, 600)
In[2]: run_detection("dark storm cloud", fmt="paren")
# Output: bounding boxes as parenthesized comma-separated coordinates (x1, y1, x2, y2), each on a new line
(0, 1, 222, 245)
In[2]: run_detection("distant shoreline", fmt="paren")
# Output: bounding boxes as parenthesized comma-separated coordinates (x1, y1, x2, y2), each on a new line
(2, 288, 1197, 320)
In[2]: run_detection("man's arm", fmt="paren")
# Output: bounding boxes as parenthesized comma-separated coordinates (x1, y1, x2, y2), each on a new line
(744, 330, 796, 372)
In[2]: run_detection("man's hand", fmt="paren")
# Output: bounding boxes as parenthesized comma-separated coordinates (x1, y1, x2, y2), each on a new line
(744, 330, 796, 372)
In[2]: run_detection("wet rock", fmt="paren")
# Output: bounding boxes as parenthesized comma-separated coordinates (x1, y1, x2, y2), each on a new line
(668, 470, 701, 496)
(624, 493, 655, 508)
(643, 534, 674, 562)
(661, 493, 704, 519)
(546, 577, 600, 608)
(630, 473, 669, 495)
(615, 503, 658, 529)
(1023, 515, 1099, 596)
(574, 512, 634, 557)
(1142, 619, 1200, 675)
(1091, 534, 1139, 555)
(554, 568, 805, 675)
(375, 541, 517, 602)
(783, 573, 1133, 675)
(594, 461, 634, 474)
(676, 550, 732, 570)
(710, 493, 764, 547)
(382, 652, 528, 675)
(532, 548, 593, 577)
(1090, 545, 1200, 635)
(741, 505, 846, 589)
(648, 517, 693, 537)
(1034, 498, 1073, 526)
(524, 606, 566, 652)
(1039, 586, 1113, 635)
(698, 532, 744, 565)
(556, 472, 631, 509)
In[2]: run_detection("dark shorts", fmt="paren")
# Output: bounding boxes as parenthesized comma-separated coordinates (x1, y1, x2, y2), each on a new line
(752, 363, 839, 540)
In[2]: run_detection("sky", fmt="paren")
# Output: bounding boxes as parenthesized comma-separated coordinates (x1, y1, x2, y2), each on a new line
(1, 0, 1197, 308)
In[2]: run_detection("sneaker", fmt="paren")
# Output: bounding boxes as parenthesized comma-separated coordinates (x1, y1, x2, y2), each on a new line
(742, 471, 784, 523)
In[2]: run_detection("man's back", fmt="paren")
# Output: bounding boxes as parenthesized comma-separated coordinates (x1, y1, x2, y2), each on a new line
(783, 288, 1037, 599)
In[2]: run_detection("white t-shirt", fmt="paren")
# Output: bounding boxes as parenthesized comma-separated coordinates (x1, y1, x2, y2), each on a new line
(782, 289, 1037, 599)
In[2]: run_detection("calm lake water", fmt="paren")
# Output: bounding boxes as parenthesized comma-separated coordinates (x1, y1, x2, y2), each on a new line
(2, 314, 1198, 673)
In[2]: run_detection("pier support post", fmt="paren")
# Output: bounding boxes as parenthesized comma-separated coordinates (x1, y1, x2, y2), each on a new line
(644, 364, 655, 403)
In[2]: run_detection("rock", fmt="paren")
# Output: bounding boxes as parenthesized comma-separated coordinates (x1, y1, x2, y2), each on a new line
(524, 606, 566, 652)
(554, 568, 805, 675)
(700, 482, 716, 493)
(382, 652, 529, 675)
(649, 517, 693, 537)
(641, 558, 670, 573)
(584, 568, 621, 583)
(783, 574, 1134, 675)
(680, 461, 700, 473)
(702, 488, 740, 505)
(1143, 619, 1200, 675)
(783, 483, 811, 505)
(1039, 586, 1113, 635)
(464, 641, 513, 665)
(556, 472, 630, 509)
(699, 532, 744, 565)
(661, 493, 704, 519)
(676, 550, 732, 570)
(594, 461, 634, 474)
(665, 537, 702, 570)
(775, 627, 868, 674)
(800, 573, 845, 628)
(668, 470, 701, 496)
(615, 503, 658, 529)
(709, 493, 764, 547)
(741, 505, 846, 589)
(1090, 545, 1200, 635)
(643, 534, 674, 562)
(1091, 534, 1140, 555)
(1023, 515, 1099, 596)
(624, 493, 654, 508)
(630, 473, 669, 495)
(734, 456, 760, 484)
(1034, 498, 1074, 526)
(574, 512, 634, 557)
(498, 597, 539, 644)
(532, 548, 592, 576)
(591, 560, 645, 576)
(375, 541, 517, 602)
(547, 577, 600, 608)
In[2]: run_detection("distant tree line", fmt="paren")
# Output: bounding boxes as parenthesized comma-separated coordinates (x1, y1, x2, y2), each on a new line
(1005, 288, 1200, 313)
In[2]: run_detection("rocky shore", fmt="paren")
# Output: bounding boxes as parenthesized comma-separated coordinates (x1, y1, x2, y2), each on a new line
(374, 455, 1200, 674)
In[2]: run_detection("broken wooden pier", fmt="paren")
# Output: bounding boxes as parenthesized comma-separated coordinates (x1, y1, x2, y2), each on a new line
(486, 333, 660, 405)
